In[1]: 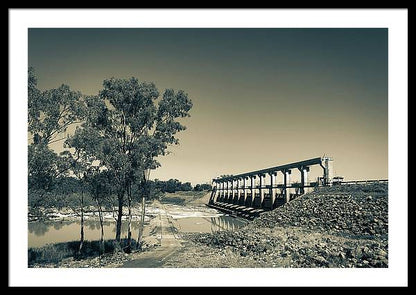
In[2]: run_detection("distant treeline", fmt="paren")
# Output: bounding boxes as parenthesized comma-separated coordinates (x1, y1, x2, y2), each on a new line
(28, 176, 211, 209)
(153, 178, 212, 193)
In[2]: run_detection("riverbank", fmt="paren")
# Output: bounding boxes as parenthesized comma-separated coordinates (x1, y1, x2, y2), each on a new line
(28, 184, 388, 268)
(28, 191, 227, 267)
(28, 190, 210, 222)
(28, 197, 225, 268)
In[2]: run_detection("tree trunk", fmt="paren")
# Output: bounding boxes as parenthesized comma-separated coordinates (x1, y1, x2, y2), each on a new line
(126, 184, 132, 253)
(137, 196, 146, 250)
(95, 198, 105, 255)
(115, 193, 123, 242)
(78, 192, 84, 255)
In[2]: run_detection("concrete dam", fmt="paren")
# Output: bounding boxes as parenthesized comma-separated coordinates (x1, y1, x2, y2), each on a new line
(207, 156, 334, 219)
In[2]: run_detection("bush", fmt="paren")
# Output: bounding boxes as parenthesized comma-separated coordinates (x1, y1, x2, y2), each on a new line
(28, 239, 138, 266)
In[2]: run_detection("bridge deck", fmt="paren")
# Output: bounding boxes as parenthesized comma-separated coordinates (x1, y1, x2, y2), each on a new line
(217, 157, 323, 181)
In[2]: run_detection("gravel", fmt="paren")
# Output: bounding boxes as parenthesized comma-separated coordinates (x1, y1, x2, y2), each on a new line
(186, 183, 388, 268)
(252, 183, 388, 237)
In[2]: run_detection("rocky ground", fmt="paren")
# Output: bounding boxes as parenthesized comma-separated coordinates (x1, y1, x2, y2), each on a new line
(253, 183, 388, 237)
(175, 183, 388, 268)
(29, 184, 388, 268)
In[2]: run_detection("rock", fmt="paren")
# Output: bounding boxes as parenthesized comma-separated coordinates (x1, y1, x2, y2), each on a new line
(184, 183, 388, 268)
(314, 255, 328, 266)
(377, 249, 387, 257)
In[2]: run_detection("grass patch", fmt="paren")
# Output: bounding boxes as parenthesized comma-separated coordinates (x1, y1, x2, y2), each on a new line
(160, 190, 209, 205)
(28, 239, 138, 266)
(160, 196, 186, 205)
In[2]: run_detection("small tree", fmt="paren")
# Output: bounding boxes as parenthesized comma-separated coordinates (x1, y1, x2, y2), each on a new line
(28, 144, 61, 205)
(181, 182, 193, 191)
(59, 149, 90, 254)
(165, 179, 181, 193)
(84, 168, 113, 255)
(63, 110, 108, 253)
(136, 169, 151, 250)
(200, 183, 212, 191)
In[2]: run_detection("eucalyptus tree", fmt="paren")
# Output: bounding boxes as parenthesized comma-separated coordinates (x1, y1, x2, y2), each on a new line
(59, 144, 91, 254)
(28, 68, 85, 146)
(84, 77, 193, 246)
(62, 99, 106, 253)
(28, 67, 86, 206)
(84, 168, 114, 255)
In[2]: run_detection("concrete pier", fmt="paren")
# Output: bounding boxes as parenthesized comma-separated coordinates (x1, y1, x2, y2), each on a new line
(282, 169, 292, 203)
(266, 172, 277, 209)
(299, 166, 310, 194)
(250, 175, 256, 207)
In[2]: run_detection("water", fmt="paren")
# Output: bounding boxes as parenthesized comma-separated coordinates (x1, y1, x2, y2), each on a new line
(28, 206, 248, 248)
(174, 216, 248, 233)
(28, 220, 142, 248)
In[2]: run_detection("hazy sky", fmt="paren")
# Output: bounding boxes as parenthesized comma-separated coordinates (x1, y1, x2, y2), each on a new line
(28, 28, 388, 184)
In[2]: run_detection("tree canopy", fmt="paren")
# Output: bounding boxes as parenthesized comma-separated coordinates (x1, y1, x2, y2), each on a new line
(28, 68, 194, 245)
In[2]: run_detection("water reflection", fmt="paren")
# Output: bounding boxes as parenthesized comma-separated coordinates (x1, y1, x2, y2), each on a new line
(210, 216, 247, 233)
(53, 222, 65, 231)
(174, 215, 247, 234)
(86, 220, 113, 230)
(28, 219, 142, 248)
(87, 220, 99, 231)
(28, 222, 50, 236)
(28, 215, 247, 248)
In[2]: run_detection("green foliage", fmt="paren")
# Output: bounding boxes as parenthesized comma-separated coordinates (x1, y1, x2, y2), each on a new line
(28, 69, 86, 146)
(181, 182, 193, 191)
(83, 169, 115, 209)
(28, 144, 60, 193)
(27, 69, 195, 232)
(28, 68, 86, 204)
(164, 179, 182, 193)
(201, 183, 212, 190)
(28, 67, 41, 128)
(28, 176, 96, 209)
(61, 76, 192, 243)
(68, 77, 193, 193)
(147, 179, 211, 193)
(93, 77, 192, 175)
(194, 183, 212, 191)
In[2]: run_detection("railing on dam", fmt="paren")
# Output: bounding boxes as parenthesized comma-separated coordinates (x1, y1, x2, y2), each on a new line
(207, 156, 334, 219)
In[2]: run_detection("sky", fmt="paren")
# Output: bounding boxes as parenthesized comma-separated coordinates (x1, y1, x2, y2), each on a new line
(28, 28, 388, 185)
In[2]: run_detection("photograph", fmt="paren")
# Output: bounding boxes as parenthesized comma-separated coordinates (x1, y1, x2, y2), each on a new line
(9, 9, 408, 287)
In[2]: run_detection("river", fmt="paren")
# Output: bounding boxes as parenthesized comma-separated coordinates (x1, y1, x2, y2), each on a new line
(28, 204, 248, 248)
